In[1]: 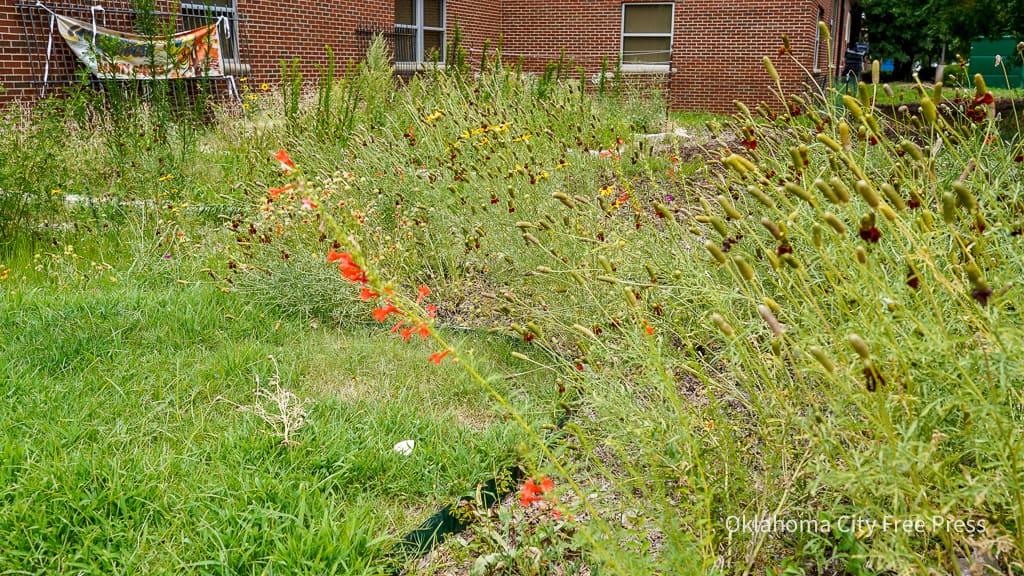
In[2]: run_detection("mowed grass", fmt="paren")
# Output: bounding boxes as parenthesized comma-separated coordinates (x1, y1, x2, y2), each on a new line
(0, 235, 558, 574)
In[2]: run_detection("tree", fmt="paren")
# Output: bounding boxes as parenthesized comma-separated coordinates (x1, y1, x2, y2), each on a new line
(861, 0, 936, 79)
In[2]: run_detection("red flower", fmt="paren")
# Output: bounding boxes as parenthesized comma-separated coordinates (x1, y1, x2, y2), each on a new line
(859, 227, 881, 243)
(416, 285, 431, 304)
(329, 251, 368, 284)
(373, 304, 402, 322)
(359, 287, 380, 301)
(428, 349, 451, 364)
(519, 477, 555, 507)
(269, 184, 293, 200)
(300, 197, 318, 210)
(274, 149, 296, 172)
(427, 304, 437, 319)
(400, 325, 416, 341)
(741, 138, 757, 150)
(416, 323, 430, 339)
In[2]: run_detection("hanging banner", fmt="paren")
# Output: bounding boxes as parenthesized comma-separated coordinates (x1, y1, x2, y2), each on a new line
(53, 12, 224, 79)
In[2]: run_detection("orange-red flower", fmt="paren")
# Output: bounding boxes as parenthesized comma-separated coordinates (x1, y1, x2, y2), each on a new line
(416, 323, 430, 339)
(427, 349, 450, 364)
(416, 285, 431, 304)
(359, 287, 380, 301)
(519, 477, 554, 506)
(329, 251, 368, 284)
(275, 149, 296, 172)
(372, 304, 401, 322)
(269, 184, 293, 199)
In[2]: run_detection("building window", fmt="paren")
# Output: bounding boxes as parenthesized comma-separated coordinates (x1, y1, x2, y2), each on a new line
(621, 3, 674, 70)
(181, 0, 240, 62)
(813, 7, 824, 71)
(395, 0, 445, 64)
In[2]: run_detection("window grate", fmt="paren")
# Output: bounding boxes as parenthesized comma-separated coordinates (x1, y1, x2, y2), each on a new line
(15, 1, 244, 98)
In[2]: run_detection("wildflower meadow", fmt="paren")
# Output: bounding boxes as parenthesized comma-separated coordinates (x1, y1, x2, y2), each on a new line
(2, 32, 1024, 575)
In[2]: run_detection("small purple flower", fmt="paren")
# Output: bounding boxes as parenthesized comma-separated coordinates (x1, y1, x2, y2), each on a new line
(163, 253, 172, 259)
(665, 195, 674, 202)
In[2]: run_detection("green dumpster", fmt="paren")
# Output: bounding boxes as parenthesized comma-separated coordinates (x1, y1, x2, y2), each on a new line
(970, 36, 1024, 89)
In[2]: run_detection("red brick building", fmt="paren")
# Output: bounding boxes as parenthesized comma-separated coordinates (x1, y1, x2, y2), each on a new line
(1, 0, 861, 111)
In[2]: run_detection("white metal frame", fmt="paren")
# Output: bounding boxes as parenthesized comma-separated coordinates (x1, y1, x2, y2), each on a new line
(619, 2, 674, 71)
(395, 0, 446, 63)
(813, 6, 824, 71)
(180, 0, 239, 63)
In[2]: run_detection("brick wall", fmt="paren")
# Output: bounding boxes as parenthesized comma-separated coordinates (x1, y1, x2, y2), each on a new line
(1, 0, 856, 111)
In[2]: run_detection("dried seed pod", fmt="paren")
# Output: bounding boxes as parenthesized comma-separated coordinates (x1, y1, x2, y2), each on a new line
(780, 253, 800, 268)
(814, 178, 840, 204)
(843, 95, 864, 121)
(817, 133, 843, 153)
(809, 346, 835, 373)
(829, 177, 851, 203)
(705, 241, 727, 264)
(733, 254, 755, 281)
(900, 140, 925, 163)
(763, 56, 780, 82)
(855, 246, 867, 264)
(717, 195, 743, 220)
(921, 96, 937, 125)
(598, 255, 614, 274)
(710, 216, 730, 238)
(572, 324, 597, 340)
(823, 212, 846, 234)
(839, 121, 853, 149)
(645, 263, 658, 283)
(789, 147, 804, 171)
(764, 297, 782, 314)
(812, 224, 823, 248)
(858, 82, 871, 107)
(552, 191, 576, 210)
(526, 322, 544, 339)
(883, 83, 894, 99)
(932, 81, 943, 104)
(855, 180, 880, 208)
(734, 100, 752, 117)
(879, 204, 897, 222)
(723, 154, 756, 176)
(952, 181, 978, 211)
(973, 73, 988, 96)
(942, 191, 957, 223)
(848, 333, 871, 360)
(871, 60, 881, 85)
(654, 202, 675, 221)
(881, 183, 906, 211)
(746, 185, 777, 209)
(761, 217, 785, 241)
(710, 313, 735, 337)
(785, 182, 816, 207)
(757, 304, 785, 337)
(523, 233, 541, 245)
(623, 287, 638, 307)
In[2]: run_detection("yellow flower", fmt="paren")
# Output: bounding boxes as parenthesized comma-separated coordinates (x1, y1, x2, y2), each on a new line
(555, 160, 571, 169)
(243, 102, 250, 110)
(158, 173, 174, 182)
(600, 185, 614, 196)
(260, 83, 269, 91)
(425, 110, 443, 123)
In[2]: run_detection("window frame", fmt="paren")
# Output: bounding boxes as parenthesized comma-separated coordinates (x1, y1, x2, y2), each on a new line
(813, 6, 825, 72)
(180, 0, 240, 63)
(395, 0, 446, 66)
(619, 2, 675, 73)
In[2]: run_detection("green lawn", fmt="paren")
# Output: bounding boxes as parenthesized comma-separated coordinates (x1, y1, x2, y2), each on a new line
(0, 233, 558, 574)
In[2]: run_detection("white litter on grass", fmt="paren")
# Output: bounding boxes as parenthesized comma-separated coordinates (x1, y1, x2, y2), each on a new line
(393, 440, 415, 456)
